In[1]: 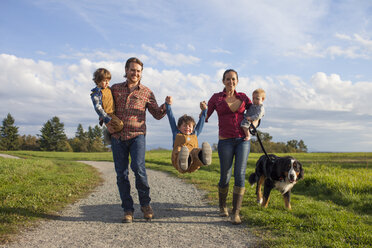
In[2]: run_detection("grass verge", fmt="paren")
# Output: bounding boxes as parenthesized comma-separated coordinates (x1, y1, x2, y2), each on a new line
(1, 150, 371, 247)
(0, 156, 102, 244)
(145, 151, 372, 248)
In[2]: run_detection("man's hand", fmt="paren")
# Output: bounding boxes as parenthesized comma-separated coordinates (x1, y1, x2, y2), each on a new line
(200, 101, 207, 110)
(106, 120, 115, 134)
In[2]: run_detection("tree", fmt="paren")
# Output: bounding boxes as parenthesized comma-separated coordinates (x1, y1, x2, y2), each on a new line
(93, 125, 102, 139)
(286, 139, 308, 153)
(39, 116, 70, 151)
(250, 131, 308, 153)
(75, 123, 87, 140)
(87, 125, 106, 152)
(250, 131, 273, 153)
(68, 124, 107, 152)
(19, 134, 40, 150)
(70, 124, 89, 152)
(0, 113, 20, 150)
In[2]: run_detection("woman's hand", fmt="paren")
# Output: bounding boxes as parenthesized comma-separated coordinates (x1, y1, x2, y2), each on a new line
(200, 101, 207, 110)
(165, 96, 173, 105)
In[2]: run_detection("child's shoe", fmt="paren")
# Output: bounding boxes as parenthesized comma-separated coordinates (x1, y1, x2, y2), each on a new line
(178, 146, 189, 171)
(201, 142, 212, 165)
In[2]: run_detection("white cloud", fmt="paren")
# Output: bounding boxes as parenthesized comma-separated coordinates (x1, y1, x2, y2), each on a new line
(58, 49, 145, 62)
(1, 53, 371, 152)
(0, 54, 125, 133)
(211, 61, 229, 68)
(141, 44, 201, 66)
(210, 48, 231, 54)
(353, 34, 372, 48)
(335, 33, 352, 41)
(155, 43, 167, 50)
(36, 50, 47, 56)
(287, 33, 372, 59)
(187, 44, 196, 51)
(237, 72, 372, 115)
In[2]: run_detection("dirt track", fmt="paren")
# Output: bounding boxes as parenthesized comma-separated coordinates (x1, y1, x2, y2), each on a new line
(1, 159, 258, 247)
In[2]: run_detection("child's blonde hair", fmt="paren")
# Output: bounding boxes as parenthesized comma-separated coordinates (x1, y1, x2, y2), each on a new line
(93, 68, 111, 85)
(253, 88, 266, 101)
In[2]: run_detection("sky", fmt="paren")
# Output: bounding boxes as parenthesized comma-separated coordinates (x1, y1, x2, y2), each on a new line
(1, 0, 372, 152)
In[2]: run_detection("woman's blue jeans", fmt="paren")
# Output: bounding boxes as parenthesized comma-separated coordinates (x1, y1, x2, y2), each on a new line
(217, 138, 250, 188)
(111, 135, 150, 212)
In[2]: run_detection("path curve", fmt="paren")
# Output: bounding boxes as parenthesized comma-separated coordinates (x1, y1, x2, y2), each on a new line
(0, 154, 20, 159)
(1, 160, 258, 248)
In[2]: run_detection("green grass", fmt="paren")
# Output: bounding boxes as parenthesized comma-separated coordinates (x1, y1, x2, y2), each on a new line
(144, 151, 372, 247)
(2, 150, 113, 161)
(1, 150, 371, 247)
(0, 155, 102, 243)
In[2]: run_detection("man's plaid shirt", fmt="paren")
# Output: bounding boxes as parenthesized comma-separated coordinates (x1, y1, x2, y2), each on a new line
(111, 81, 166, 140)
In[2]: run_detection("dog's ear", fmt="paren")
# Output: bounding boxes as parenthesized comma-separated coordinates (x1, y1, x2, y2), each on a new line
(297, 161, 304, 180)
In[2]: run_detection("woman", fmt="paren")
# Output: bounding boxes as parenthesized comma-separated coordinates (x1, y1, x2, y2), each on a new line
(206, 69, 252, 224)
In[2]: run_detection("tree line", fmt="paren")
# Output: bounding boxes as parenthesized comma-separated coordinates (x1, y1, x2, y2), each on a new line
(210, 131, 307, 153)
(0, 113, 109, 152)
(0, 113, 307, 153)
(249, 130, 307, 153)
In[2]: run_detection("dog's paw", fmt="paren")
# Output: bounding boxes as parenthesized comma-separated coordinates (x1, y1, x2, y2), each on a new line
(257, 198, 263, 205)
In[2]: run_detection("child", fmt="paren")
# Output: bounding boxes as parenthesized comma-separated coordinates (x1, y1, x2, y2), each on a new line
(241, 88, 266, 141)
(90, 68, 123, 142)
(165, 96, 212, 173)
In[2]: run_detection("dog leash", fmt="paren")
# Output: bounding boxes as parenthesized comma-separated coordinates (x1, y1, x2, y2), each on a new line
(249, 123, 274, 163)
(249, 123, 276, 181)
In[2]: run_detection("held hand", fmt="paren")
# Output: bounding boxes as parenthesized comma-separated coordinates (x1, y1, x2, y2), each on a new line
(200, 101, 207, 110)
(106, 121, 115, 134)
(165, 96, 173, 105)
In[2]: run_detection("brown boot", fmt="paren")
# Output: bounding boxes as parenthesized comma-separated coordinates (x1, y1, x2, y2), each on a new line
(218, 186, 229, 217)
(231, 186, 245, 225)
(141, 205, 154, 220)
(122, 211, 133, 223)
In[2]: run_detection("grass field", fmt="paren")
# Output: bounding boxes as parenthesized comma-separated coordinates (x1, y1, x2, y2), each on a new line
(1, 150, 371, 247)
(0, 154, 102, 244)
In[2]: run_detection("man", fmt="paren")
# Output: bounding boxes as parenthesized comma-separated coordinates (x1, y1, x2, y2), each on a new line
(110, 57, 167, 223)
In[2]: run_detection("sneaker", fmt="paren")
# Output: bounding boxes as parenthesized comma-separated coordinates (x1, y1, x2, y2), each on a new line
(141, 205, 154, 220)
(201, 142, 212, 165)
(178, 146, 189, 171)
(122, 211, 133, 223)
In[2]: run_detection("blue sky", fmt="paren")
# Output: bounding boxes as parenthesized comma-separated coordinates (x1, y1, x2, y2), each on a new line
(1, 0, 372, 152)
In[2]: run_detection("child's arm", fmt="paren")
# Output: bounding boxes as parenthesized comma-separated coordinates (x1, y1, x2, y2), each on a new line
(90, 88, 112, 124)
(246, 105, 265, 122)
(195, 101, 207, 136)
(165, 96, 178, 137)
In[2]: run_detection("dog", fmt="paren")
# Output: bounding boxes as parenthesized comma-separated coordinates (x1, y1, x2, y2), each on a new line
(248, 154, 304, 210)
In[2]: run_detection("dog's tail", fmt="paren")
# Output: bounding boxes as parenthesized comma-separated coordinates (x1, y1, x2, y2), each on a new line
(248, 172, 258, 186)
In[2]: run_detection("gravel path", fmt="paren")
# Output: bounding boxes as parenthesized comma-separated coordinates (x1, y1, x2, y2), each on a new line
(0, 154, 20, 159)
(1, 160, 258, 248)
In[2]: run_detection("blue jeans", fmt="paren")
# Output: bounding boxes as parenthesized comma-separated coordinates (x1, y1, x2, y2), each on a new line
(217, 138, 250, 188)
(111, 135, 150, 212)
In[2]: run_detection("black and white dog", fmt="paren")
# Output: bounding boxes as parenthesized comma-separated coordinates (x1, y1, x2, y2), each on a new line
(248, 154, 304, 210)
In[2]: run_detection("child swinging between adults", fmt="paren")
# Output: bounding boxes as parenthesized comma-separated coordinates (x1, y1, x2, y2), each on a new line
(165, 96, 212, 173)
